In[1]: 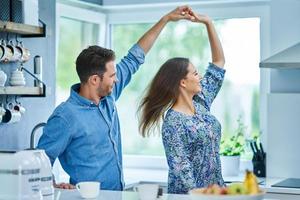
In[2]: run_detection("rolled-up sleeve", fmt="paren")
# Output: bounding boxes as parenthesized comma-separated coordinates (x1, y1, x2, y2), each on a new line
(113, 44, 145, 100)
(37, 115, 71, 166)
(194, 63, 225, 110)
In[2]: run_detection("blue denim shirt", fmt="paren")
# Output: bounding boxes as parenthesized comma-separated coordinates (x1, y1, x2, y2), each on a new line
(37, 44, 145, 190)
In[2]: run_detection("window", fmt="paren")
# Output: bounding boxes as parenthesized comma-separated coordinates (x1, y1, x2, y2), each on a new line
(56, 3, 106, 105)
(112, 18, 260, 157)
(56, 17, 100, 105)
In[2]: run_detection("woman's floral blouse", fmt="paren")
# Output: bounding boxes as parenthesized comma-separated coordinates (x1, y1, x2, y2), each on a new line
(162, 63, 226, 194)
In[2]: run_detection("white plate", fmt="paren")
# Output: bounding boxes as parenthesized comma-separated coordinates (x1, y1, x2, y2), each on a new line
(189, 189, 265, 200)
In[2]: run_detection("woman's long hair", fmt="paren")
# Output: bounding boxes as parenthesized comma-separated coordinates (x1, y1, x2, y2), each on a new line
(138, 57, 190, 137)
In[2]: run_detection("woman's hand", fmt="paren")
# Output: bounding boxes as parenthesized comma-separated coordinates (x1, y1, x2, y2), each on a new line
(188, 10, 212, 25)
(163, 6, 194, 22)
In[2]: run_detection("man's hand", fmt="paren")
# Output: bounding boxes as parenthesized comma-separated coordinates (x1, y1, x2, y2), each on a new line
(54, 182, 75, 189)
(163, 5, 194, 22)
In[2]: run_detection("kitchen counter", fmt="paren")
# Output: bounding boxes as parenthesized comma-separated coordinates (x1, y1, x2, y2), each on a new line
(54, 189, 278, 200)
(124, 168, 300, 195)
(261, 178, 300, 195)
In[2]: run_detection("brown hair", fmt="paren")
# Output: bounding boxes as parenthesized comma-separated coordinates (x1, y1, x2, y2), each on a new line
(76, 46, 115, 83)
(138, 57, 190, 137)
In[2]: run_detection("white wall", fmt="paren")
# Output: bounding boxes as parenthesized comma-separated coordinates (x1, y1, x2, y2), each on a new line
(266, 0, 300, 178)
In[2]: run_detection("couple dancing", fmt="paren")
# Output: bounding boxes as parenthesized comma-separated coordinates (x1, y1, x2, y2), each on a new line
(38, 5, 225, 194)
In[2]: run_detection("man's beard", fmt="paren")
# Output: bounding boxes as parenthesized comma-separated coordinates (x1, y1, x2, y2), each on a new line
(96, 86, 112, 97)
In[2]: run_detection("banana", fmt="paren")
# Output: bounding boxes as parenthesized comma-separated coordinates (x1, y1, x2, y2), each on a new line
(243, 170, 260, 194)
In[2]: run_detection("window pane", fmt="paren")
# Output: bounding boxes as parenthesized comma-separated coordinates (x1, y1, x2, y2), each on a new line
(56, 17, 100, 105)
(113, 18, 260, 156)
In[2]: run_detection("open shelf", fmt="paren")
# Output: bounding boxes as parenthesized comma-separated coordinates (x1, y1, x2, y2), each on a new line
(0, 86, 45, 97)
(0, 21, 45, 37)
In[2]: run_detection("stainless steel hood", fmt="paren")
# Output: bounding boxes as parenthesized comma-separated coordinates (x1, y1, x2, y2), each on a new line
(260, 42, 300, 69)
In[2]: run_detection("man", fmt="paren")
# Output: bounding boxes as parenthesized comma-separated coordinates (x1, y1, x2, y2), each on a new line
(38, 6, 194, 190)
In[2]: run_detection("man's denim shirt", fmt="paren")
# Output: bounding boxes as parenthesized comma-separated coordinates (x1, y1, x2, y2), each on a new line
(37, 44, 145, 190)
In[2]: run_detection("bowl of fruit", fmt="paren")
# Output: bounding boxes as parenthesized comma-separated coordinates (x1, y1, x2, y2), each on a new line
(189, 171, 265, 200)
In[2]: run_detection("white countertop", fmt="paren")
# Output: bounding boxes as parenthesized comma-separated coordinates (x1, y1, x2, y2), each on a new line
(54, 189, 278, 200)
(124, 168, 300, 195)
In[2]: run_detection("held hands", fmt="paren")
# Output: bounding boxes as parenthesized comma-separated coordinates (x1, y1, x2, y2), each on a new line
(164, 5, 194, 22)
(164, 5, 211, 25)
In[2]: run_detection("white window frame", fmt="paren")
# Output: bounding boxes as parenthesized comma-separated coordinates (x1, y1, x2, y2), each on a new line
(56, 2, 107, 56)
(106, 0, 271, 169)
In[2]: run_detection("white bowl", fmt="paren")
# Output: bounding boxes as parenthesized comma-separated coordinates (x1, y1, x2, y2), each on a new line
(10, 77, 25, 82)
(189, 189, 265, 200)
(10, 80, 26, 86)
(11, 71, 24, 76)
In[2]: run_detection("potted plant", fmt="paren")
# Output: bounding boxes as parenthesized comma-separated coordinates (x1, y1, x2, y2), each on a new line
(220, 117, 246, 176)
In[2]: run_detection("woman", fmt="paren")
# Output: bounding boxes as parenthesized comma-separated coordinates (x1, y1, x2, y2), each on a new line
(138, 10, 226, 194)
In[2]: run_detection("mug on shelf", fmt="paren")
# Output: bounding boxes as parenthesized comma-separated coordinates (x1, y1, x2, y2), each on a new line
(0, 104, 6, 123)
(16, 41, 30, 63)
(13, 103, 26, 115)
(0, 40, 13, 63)
(6, 40, 22, 62)
(0, 70, 7, 87)
(2, 103, 22, 124)
(0, 45, 3, 60)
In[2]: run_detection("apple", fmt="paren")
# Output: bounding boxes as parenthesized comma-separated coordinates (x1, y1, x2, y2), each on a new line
(227, 183, 247, 195)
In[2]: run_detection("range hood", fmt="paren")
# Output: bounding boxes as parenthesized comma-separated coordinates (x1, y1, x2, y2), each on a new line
(260, 42, 300, 69)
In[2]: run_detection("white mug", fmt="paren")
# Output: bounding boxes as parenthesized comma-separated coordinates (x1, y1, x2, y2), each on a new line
(134, 184, 159, 200)
(0, 40, 13, 62)
(6, 40, 22, 62)
(76, 181, 100, 199)
(0, 70, 7, 87)
(14, 103, 26, 115)
(16, 41, 30, 63)
(0, 105, 5, 123)
(2, 103, 22, 124)
(0, 45, 3, 60)
(2, 108, 21, 124)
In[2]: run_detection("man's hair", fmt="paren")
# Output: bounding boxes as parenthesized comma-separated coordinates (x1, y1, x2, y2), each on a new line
(76, 45, 115, 83)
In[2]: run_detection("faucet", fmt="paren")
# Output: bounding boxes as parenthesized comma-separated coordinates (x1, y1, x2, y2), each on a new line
(30, 122, 46, 149)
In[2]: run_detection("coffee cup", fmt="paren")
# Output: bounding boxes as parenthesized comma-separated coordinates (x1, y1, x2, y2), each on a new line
(0, 45, 3, 59)
(0, 105, 5, 123)
(76, 181, 100, 199)
(2, 104, 22, 124)
(15, 41, 30, 63)
(13, 103, 26, 115)
(6, 40, 22, 62)
(133, 184, 159, 200)
(0, 70, 7, 87)
(0, 40, 13, 62)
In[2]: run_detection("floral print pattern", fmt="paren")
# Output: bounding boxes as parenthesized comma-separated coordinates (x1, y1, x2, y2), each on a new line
(162, 63, 226, 194)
